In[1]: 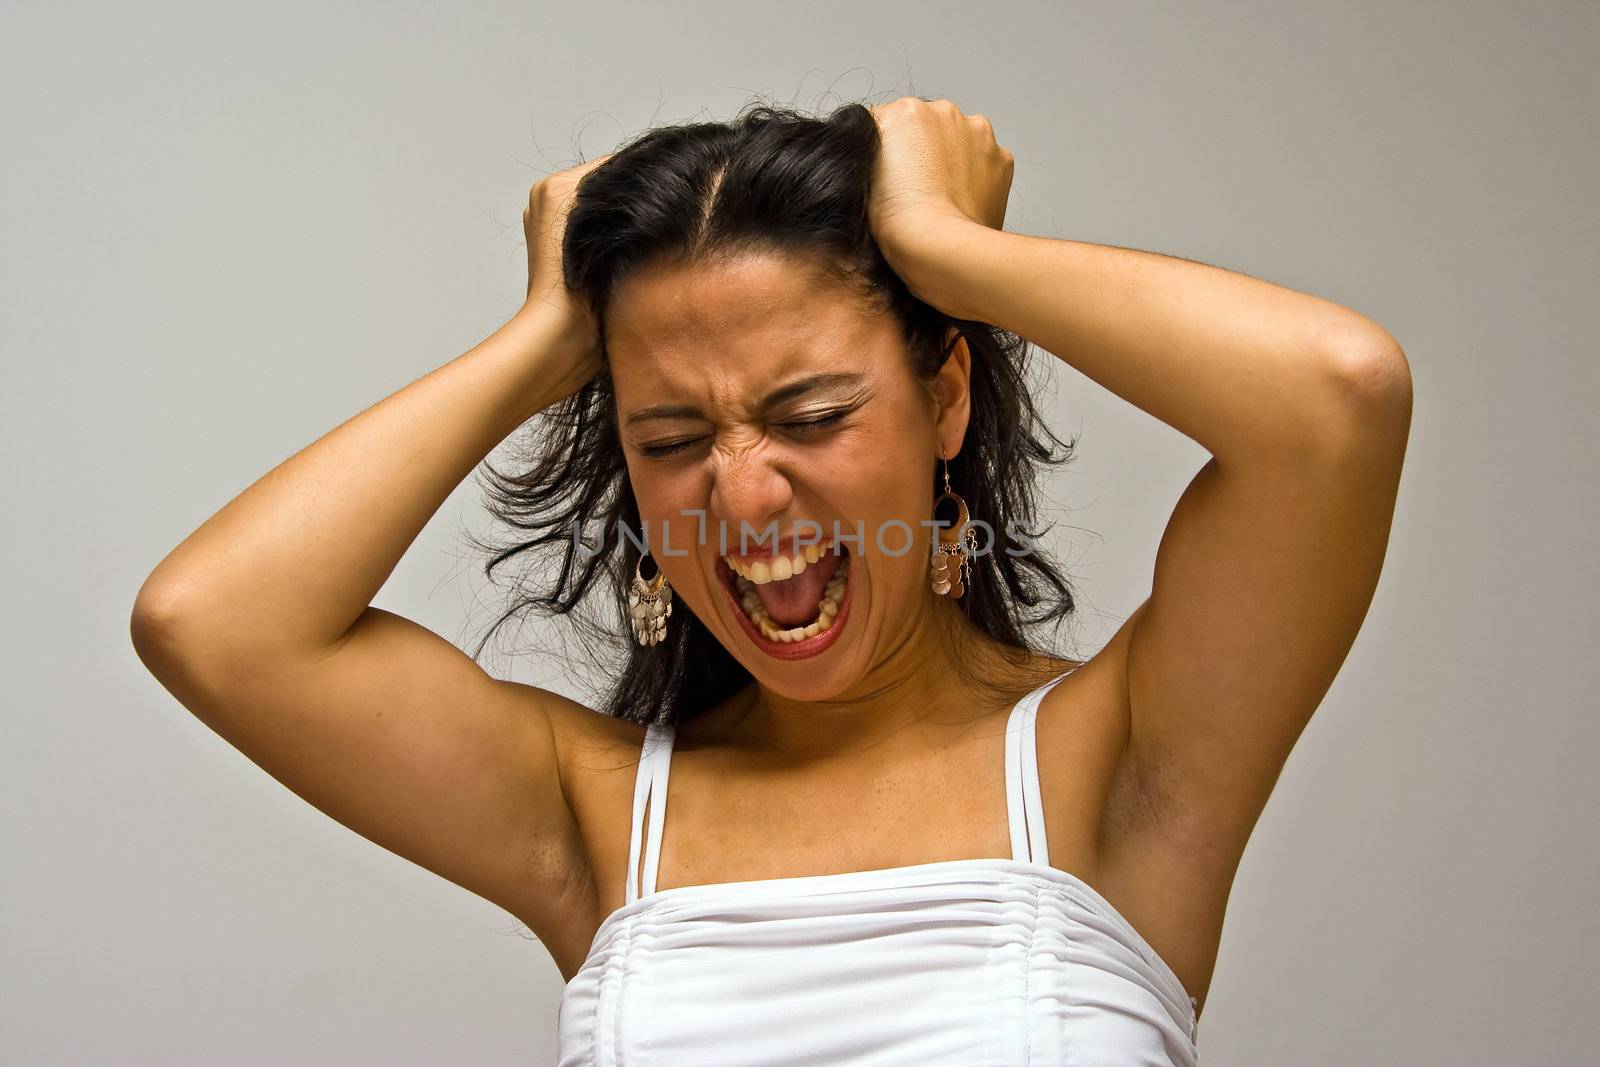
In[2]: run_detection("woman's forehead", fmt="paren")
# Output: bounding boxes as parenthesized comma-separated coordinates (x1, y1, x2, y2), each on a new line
(609, 252, 874, 347)
(606, 252, 896, 397)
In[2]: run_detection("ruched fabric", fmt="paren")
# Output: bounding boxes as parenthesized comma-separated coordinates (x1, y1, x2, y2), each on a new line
(557, 671, 1201, 1065)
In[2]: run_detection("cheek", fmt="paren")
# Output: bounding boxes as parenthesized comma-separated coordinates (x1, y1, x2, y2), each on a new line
(824, 429, 936, 578)
(835, 411, 934, 520)
(624, 457, 708, 547)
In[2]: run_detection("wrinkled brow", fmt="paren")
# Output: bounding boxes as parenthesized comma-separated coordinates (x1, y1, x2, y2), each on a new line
(624, 371, 867, 426)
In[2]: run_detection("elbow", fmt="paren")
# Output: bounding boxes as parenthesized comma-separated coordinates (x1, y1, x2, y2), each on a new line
(129, 578, 204, 674)
(1308, 320, 1414, 453)
(1329, 326, 1412, 415)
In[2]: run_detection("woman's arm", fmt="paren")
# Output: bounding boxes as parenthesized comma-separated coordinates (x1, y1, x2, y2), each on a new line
(870, 100, 1413, 865)
(130, 159, 611, 966)
(903, 223, 1408, 463)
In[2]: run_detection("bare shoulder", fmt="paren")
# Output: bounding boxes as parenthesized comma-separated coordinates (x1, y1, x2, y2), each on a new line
(528, 685, 651, 850)
(537, 686, 651, 767)
(541, 691, 655, 835)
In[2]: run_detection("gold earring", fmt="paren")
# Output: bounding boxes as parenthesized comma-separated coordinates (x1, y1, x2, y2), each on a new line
(931, 457, 976, 599)
(628, 551, 672, 646)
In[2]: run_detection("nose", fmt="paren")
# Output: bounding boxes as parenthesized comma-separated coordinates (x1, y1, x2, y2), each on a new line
(708, 442, 795, 549)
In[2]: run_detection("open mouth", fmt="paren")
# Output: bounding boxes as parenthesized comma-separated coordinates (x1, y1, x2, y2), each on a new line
(714, 538, 854, 661)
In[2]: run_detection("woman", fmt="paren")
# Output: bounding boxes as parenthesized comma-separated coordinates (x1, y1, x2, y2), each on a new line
(131, 97, 1412, 1064)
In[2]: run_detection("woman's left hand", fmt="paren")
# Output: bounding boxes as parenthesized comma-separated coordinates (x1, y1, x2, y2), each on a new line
(866, 97, 1015, 282)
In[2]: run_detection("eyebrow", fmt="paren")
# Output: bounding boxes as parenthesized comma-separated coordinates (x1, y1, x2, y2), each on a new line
(624, 371, 867, 426)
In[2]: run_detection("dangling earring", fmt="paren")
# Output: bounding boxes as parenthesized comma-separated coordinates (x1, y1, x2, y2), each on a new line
(930, 456, 976, 599)
(628, 550, 673, 646)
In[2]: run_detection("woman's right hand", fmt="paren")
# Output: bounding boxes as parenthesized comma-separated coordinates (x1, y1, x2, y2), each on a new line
(518, 153, 612, 404)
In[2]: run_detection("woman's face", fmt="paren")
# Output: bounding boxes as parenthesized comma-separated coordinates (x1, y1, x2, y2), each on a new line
(605, 249, 971, 700)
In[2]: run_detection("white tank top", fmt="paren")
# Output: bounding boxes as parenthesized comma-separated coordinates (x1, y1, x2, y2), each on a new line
(557, 670, 1201, 1065)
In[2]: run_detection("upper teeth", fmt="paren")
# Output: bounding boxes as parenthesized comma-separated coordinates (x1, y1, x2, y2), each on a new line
(725, 541, 830, 584)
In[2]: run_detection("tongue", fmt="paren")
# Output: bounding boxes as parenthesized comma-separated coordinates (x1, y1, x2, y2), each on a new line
(754, 550, 843, 627)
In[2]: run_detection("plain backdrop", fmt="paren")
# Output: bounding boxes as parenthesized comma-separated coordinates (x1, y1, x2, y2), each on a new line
(4, 1, 1596, 1064)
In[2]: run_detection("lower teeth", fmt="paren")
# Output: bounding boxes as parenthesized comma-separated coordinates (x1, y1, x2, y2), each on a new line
(734, 555, 848, 643)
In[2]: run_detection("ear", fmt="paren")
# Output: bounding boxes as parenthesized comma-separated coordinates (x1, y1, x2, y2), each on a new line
(929, 327, 973, 462)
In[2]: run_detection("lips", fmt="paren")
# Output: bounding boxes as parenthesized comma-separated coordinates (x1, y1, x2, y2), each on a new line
(715, 543, 854, 661)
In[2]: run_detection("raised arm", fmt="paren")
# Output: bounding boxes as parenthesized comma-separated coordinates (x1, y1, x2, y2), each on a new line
(130, 158, 613, 968)
(913, 216, 1410, 829)
(869, 99, 1413, 860)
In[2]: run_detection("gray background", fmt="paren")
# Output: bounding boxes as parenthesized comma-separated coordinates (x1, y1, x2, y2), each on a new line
(4, 1, 1596, 1064)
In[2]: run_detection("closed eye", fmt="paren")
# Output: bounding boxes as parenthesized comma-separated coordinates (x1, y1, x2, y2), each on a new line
(639, 437, 706, 458)
(638, 409, 854, 459)
(779, 409, 850, 435)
